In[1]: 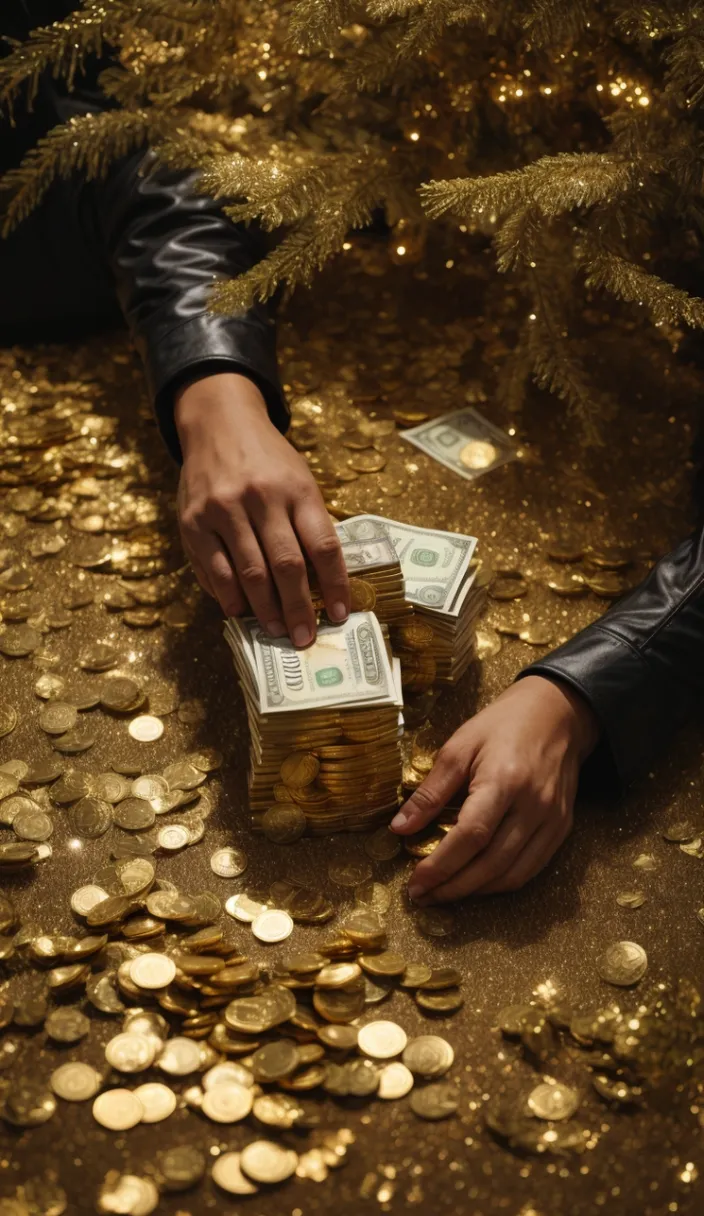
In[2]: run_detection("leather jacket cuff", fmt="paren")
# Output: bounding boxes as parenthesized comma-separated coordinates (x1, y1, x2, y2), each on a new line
(518, 624, 688, 787)
(144, 313, 289, 462)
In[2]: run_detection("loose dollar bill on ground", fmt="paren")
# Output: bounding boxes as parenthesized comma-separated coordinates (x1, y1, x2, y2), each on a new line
(400, 406, 518, 482)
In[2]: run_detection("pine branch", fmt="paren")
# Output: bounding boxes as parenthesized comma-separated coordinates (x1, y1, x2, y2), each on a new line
(0, 109, 155, 235)
(365, 0, 423, 16)
(288, 0, 353, 51)
(210, 164, 392, 311)
(340, 0, 488, 92)
(0, 1, 122, 108)
(199, 155, 333, 229)
(521, 0, 590, 48)
(580, 241, 704, 328)
(664, 29, 704, 108)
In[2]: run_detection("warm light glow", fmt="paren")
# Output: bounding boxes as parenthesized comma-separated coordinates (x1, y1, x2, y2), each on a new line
(396, 245, 406, 256)
(409, 131, 420, 141)
(543, 86, 552, 95)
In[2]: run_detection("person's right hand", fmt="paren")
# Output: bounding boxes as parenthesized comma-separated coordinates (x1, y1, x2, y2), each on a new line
(175, 371, 350, 646)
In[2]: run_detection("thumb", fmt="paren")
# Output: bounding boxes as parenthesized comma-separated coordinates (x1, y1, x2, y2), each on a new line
(390, 738, 472, 834)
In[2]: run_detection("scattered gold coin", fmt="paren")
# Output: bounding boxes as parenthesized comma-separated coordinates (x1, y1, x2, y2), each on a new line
(403, 1035, 454, 1077)
(210, 846, 248, 878)
(527, 1080, 580, 1121)
(616, 891, 646, 909)
(128, 714, 164, 743)
(211, 1152, 259, 1195)
(92, 1088, 143, 1130)
(133, 1082, 177, 1123)
(357, 1020, 407, 1059)
(201, 1083, 254, 1123)
(252, 909, 294, 944)
(409, 1081, 460, 1120)
(129, 953, 176, 990)
(261, 803, 307, 844)
(51, 1062, 102, 1102)
(378, 1061, 414, 1099)
(239, 1140, 299, 1184)
(597, 940, 648, 986)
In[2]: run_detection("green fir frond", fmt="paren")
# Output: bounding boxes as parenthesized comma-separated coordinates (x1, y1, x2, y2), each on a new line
(521, 0, 590, 48)
(580, 243, 704, 328)
(0, 108, 154, 236)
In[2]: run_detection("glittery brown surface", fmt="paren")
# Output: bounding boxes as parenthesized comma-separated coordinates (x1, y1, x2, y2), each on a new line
(1, 251, 703, 1214)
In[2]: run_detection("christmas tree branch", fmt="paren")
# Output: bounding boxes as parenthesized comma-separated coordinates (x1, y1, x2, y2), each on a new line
(579, 241, 704, 329)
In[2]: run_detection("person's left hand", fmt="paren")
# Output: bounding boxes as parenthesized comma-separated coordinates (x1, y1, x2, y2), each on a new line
(390, 675, 600, 902)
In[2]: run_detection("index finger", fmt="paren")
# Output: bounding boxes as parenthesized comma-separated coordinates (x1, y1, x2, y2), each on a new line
(407, 783, 510, 900)
(294, 498, 349, 624)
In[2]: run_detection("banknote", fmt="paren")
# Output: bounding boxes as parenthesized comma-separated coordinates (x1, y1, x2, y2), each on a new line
(335, 517, 399, 570)
(340, 515, 476, 614)
(225, 612, 401, 714)
(400, 406, 517, 481)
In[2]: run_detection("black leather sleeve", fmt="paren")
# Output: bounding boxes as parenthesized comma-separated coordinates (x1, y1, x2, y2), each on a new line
(18, 4, 288, 463)
(92, 151, 289, 462)
(519, 528, 704, 786)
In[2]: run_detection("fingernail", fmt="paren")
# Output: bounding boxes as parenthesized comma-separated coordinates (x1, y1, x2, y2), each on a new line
(390, 810, 410, 831)
(407, 881, 425, 901)
(266, 619, 286, 637)
(330, 601, 348, 622)
(292, 624, 312, 648)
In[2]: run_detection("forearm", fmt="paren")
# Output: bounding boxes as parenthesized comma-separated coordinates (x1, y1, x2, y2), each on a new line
(520, 527, 704, 785)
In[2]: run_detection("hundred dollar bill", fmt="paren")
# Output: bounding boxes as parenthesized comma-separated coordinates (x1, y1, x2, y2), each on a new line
(338, 515, 476, 614)
(225, 612, 401, 714)
(400, 406, 517, 481)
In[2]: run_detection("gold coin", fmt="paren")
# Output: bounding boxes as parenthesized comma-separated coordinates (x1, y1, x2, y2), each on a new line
(133, 1082, 177, 1123)
(69, 797, 113, 839)
(158, 823, 190, 851)
(51, 1062, 103, 1102)
(157, 1037, 202, 1076)
(0, 704, 17, 737)
(527, 1080, 580, 1121)
(416, 907, 456, 937)
(357, 1020, 407, 1059)
(364, 826, 401, 861)
(211, 1152, 259, 1195)
(45, 1006, 91, 1043)
(400, 962, 433, 988)
(203, 1062, 254, 1090)
(396, 620, 435, 651)
(38, 702, 78, 735)
(546, 574, 587, 597)
(188, 747, 224, 772)
(13, 809, 52, 841)
(409, 1081, 460, 1120)
(340, 906, 386, 947)
(475, 628, 502, 659)
(239, 1140, 299, 1184)
(252, 1092, 303, 1128)
(313, 985, 366, 1024)
(51, 723, 96, 754)
(99, 677, 144, 713)
(128, 714, 164, 742)
(280, 752, 319, 789)
(79, 642, 119, 672)
(355, 880, 392, 915)
(417, 966, 462, 989)
(201, 1083, 254, 1123)
(489, 575, 528, 601)
(546, 539, 583, 563)
(403, 1035, 454, 1077)
(328, 858, 373, 887)
(317, 1024, 358, 1050)
(584, 572, 630, 598)
(0, 625, 41, 656)
(261, 803, 307, 844)
(251, 1040, 300, 1082)
(416, 987, 463, 1015)
(113, 798, 155, 831)
(497, 1004, 534, 1035)
(105, 1032, 157, 1072)
(518, 626, 553, 646)
(316, 961, 362, 988)
(347, 451, 387, 474)
(97, 1175, 159, 1216)
(359, 951, 406, 977)
(92, 1088, 143, 1130)
(597, 941, 648, 986)
(92, 772, 131, 803)
(348, 578, 377, 612)
(252, 910, 294, 943)
(633, 852, 658, 871)
(680, 837, 704, 857)
(616, 891, 646, 909)
(158, 1146, 206, 1192)
(378, 1061, 414, 1099)
(459, 439, 498, 470)
(225, 892, 268, 923)
(662, 820, 697, 842)
(210, 846, 248, 878)
(129, 953, 176, 990)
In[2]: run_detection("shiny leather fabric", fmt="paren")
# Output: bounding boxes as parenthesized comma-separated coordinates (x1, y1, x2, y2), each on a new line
(0, 1, 287, 461)
(521, 527, 704, 786)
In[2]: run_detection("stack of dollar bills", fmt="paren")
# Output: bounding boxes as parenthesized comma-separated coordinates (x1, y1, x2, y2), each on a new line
(224, 613, 404, 834)
(335, 515, 485, 685)
(310, 515, 410, 627)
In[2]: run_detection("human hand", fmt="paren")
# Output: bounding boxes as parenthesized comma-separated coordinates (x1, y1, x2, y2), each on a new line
(175, 372, 349, 645)
(390, 675, 600, 901)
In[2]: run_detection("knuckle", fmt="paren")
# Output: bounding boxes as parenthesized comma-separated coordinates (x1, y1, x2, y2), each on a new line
(458, 819, 493, 851)
(239, 562, 269, 588)
(498, 759, 528, 789)
(272, 549, 306, 578)
(312, 533, 342, 562)
(241, 478, 270, 506)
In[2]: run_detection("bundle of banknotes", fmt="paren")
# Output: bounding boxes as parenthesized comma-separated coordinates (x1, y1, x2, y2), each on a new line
(334, 515, 485, 685)
(224, 613, 404, 834)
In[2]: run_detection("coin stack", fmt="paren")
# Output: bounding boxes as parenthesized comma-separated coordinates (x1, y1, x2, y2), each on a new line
(332, 516, 411, 626)
(400, 571, 487, 685)
(225, 612, 404, 834)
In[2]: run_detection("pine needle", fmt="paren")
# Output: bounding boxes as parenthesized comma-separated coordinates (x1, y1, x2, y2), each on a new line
(581, 243, 704, 329)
